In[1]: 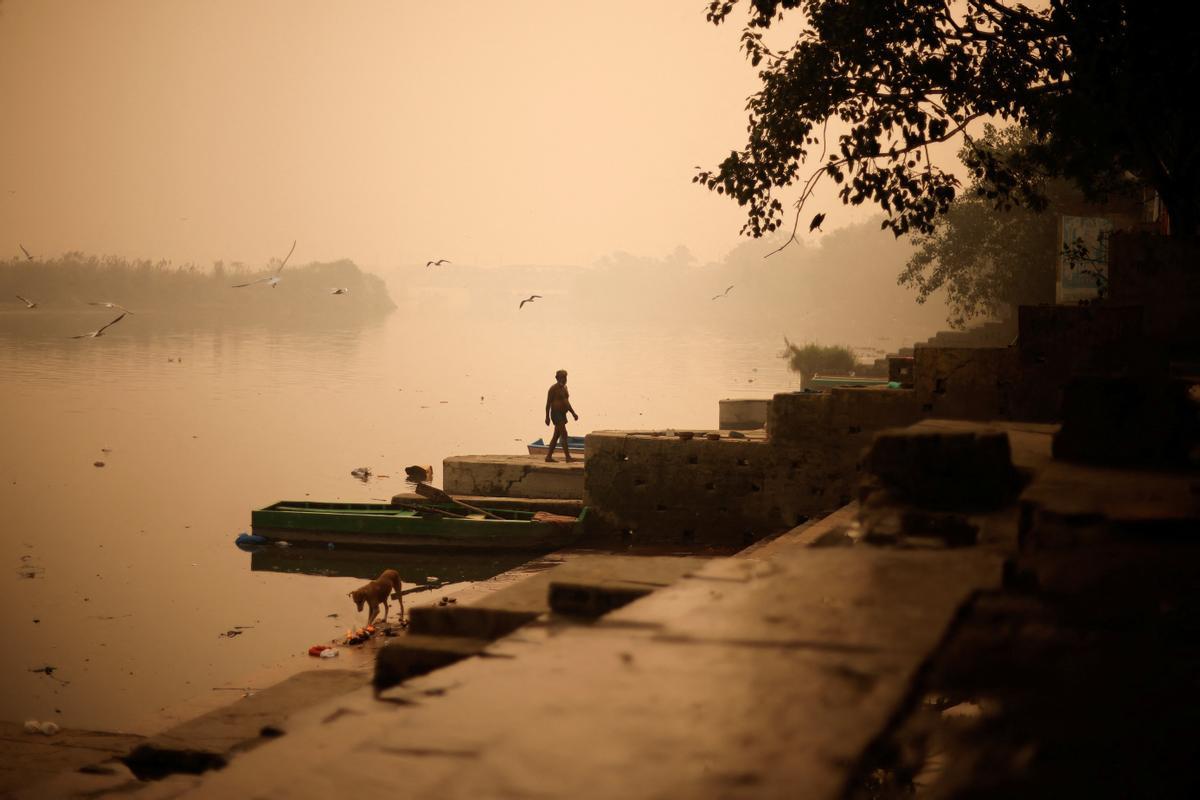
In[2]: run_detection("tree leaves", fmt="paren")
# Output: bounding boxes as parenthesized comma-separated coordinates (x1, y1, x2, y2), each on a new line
(699, 0, 1200, 241)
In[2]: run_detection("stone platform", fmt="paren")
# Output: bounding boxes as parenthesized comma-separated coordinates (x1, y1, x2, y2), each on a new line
(442, 454, 584, 500)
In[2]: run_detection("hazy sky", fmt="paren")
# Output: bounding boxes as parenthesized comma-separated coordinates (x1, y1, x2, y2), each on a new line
(0, 1, 957, 270)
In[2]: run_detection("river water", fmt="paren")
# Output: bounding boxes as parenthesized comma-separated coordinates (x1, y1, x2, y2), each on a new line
(0, 277, 918, 733)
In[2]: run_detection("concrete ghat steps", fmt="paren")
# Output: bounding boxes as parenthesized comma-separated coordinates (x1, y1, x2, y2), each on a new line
(442, 454, 584, 500)
(403, 555, 709, 642)
(144, 529, 1001, 799)
(0, 724, 145, 796)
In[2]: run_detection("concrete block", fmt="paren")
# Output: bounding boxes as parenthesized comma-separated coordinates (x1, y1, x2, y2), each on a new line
(718, 398, 771, 430)
(548, 580, 654, 617)
(407, 605, 539, 641)
(1107, 231, 1200, 353)
(914, 347, 1020, 421)
(865, 426, 1021, 509)
(766, 391, 830, 446)
(1052, 376, 1200, 468)
(443, 455, 584, 500)
(374, 636, 490, 692)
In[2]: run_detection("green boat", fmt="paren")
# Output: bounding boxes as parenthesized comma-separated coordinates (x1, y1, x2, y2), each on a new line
(250, 500, 587, 550)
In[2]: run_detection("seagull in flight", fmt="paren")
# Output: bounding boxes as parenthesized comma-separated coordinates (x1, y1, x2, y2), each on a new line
(330, 288, 349, 295)
(232, 239, 296, 288)
(711, 285, 734, 300)
(72, 313, 126, 339)
(519, 294, 542, 309)
(19, 244, 33, 261)
(425, 259, 450, 267)
(88, 301, 133, 313)
(15, 294, 37, 309)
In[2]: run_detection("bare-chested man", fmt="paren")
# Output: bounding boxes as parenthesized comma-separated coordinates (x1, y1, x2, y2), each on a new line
(544, 369, 579, 462)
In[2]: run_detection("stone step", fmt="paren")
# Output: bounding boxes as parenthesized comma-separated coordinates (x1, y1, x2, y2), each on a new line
(118, 669, 367, 781)
(443, 454, 585, 500)
(406, 554, 708, 641)
(373, 635, 492, 693)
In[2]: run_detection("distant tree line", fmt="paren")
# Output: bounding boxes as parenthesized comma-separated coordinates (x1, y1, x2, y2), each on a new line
(1, 253, 395, 317)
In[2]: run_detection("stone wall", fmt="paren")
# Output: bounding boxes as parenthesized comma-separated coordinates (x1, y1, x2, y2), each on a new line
(908, 304, 1162, 424)
(768, 387, 923, 447)
(1013, 303, 1159, 421)
(1107, 232, 1200, 357)
(913, 347, 1020, 421)
(583, 388, 923, 548)
(583, 433, 788, 549)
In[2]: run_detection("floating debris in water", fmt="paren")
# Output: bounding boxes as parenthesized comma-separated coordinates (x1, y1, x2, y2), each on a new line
(218, 626, 253, 639)
(93, 461, 105, 467)
(28, 665, 69, 685)
(24, 720, 59, 736)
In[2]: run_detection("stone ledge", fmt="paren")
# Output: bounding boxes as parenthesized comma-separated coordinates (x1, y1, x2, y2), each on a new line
(443, 455, 584, 500)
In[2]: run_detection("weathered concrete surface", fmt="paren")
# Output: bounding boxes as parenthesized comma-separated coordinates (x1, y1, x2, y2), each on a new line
(864, 424, 1022, 509)
(1052, 375, 1200, 468)
(443, 454, 584, 500)
(857, 419, 1056, 552)
(583, 431, 790, 548)
(146, 534, 1001, 800)
(1019, 454, 1200, 551)
(118, 670, 368, 779)
(718, 398, 771, 430)
(407, 554, 709, 640)
(913, 346, 1020, 421)
(584, 389, 924, 548)
(0, 723, 144, 797)
(844, 421, 1200, 798)
(1107, 231, 1200, 355)
(373, 635, 492, 692)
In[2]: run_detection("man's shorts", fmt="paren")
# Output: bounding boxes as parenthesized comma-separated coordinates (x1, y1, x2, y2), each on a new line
(551, 409, 568, 426)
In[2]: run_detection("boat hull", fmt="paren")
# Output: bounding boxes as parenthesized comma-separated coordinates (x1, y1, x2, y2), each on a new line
(250, 501, 586, 550)
(527, 435, 586, 459)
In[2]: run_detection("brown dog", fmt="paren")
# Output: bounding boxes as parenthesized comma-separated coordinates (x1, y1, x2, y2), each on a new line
(349, 569, 403, 625)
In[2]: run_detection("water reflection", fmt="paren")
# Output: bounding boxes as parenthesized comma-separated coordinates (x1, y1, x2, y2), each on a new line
(248, 544, 540, 585)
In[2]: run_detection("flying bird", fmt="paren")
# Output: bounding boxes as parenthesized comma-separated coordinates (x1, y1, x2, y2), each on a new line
(19, 244, 33, 261)
(232, 239, 296, 288)
(809, 212, 826, 233)
(519, 294, 542, 309)
(15, 294, 37, 309)
(711, 285, 734, 300)
(71, 313, 126, 339)
(330, 288, 349, 295)
(88, 301, 133, 313)
(425, 259, 450, 267)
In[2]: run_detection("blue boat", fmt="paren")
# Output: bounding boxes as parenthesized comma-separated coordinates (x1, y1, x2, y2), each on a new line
(527, 435, 586, 459)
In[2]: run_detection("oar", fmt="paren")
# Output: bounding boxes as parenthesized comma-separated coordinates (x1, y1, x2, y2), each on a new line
(391, 501, 468, 519)
(413, 483, 505, 520)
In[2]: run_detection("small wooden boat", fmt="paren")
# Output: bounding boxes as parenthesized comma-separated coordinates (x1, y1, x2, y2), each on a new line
(251, 500, 587, 550)
(808, 373, 892, 390)
(527, 435, 586, 459)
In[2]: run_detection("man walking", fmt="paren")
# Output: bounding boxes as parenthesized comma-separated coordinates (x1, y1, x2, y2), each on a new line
(544, 369, 579, 462)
